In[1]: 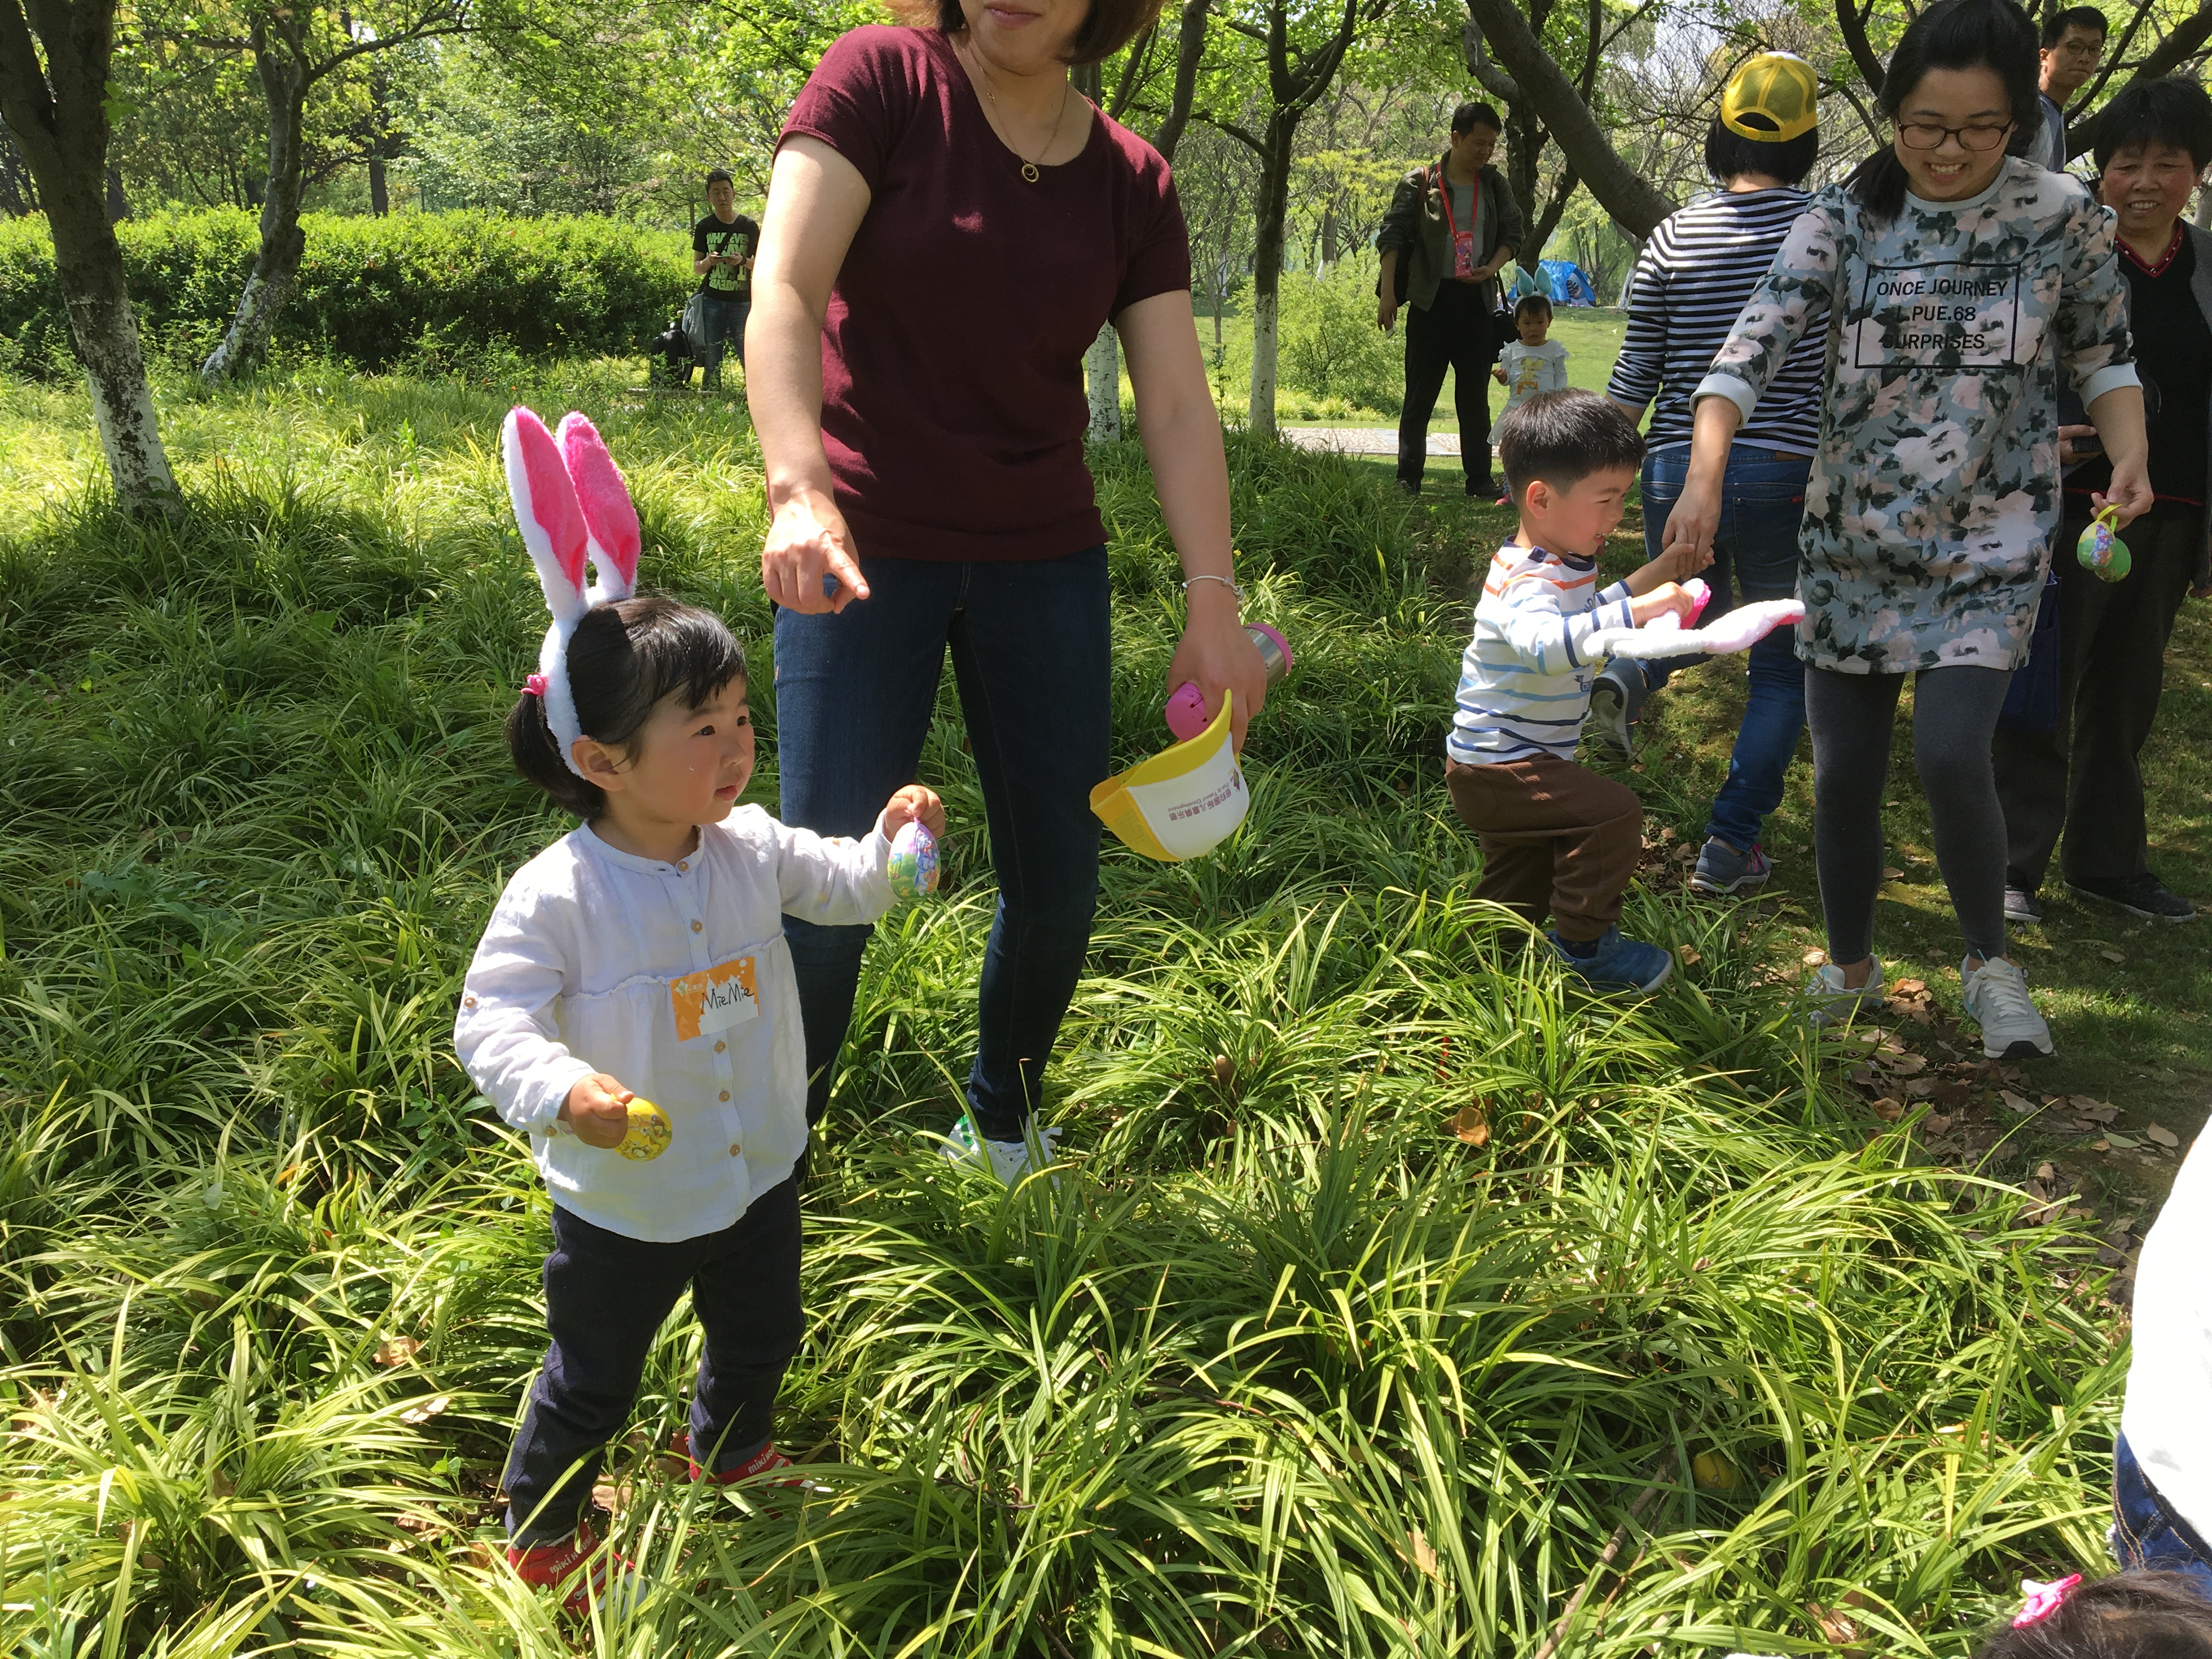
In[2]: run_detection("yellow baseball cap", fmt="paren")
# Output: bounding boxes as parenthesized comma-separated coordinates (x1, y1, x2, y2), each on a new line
(1720, 53, 1819, 143)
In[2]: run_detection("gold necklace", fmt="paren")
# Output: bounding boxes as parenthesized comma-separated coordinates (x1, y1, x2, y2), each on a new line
(967, 42, 1071, 182)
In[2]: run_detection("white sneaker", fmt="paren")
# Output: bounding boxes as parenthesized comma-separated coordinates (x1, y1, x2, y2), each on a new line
(1803, 957, 1884, 1026)
(939, 1115, 1061, 1183)
(1961, 955, 2053, 1060)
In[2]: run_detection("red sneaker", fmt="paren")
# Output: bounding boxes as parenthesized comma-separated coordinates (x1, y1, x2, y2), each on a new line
(672, 1430, 797, 1486)
(505, 1522, 632, 1616)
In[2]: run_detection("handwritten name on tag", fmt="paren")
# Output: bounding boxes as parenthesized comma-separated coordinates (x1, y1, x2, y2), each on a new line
(671, 956, 759, 1042)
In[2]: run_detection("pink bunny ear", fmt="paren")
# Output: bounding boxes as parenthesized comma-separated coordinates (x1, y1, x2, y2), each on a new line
(503, 407, 589, 624)
(556, 412, 640, 602)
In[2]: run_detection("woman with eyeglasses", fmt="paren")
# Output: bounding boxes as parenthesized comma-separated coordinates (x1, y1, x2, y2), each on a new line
(1661, 0, 2149, 1064)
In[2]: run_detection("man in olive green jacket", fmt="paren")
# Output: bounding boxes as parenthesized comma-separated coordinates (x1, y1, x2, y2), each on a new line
(1378, 102, 1524, 496)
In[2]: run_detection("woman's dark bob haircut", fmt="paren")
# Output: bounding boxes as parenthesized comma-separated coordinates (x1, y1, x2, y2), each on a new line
(506, 595, 748, 822)
(1845, 0, 2040, 225)
(2092, 75, 2212, 173)
(890, 0, 1168, 69)
(1705, 115, 1819, 186)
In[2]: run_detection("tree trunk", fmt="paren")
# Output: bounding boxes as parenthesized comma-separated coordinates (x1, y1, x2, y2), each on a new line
(1153, 0, 1209, 163)
(1460, 0, 1673, 238)
(0, 0, 177, 516)
(204, 22, 308, 383)
(369, 155, 388, 215)
(1247, 114, 1295, 438)
(1321, 204, 1337, 268)
(1085, 324, 1122, 440)
(104, 160, 127, 221)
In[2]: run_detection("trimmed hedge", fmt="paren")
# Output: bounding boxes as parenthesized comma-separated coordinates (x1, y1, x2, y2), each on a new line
(0, 208, 693, 377)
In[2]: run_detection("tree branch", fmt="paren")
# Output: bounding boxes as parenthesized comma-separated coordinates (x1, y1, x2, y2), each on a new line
(1460, 14, 1520, 103)
(1461, 0, 1674, 235)
(1834, 0, 1887, 99)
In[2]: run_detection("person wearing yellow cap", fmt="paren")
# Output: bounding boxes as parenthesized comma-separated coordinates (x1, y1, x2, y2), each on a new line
(1602, 52, 1825, 901)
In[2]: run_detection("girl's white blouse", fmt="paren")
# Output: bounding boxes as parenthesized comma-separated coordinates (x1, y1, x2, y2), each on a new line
(455, 808, 891, 1242)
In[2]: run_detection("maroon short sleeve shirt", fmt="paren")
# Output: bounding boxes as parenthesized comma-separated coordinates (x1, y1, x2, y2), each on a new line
(781, 26, 1193, 561)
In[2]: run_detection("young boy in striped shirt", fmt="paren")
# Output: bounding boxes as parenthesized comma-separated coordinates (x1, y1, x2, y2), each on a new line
(1445, 390, 1701, 993)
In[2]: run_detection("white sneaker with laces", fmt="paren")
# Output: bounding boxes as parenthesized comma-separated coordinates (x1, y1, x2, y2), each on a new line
(1961, 955, 2053, 1060)
(1803, 957, 1884, 1026)
(940, 1115, 1062, 1183)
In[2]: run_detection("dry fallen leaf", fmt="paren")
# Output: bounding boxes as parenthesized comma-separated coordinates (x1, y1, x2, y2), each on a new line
(2104, 1130, 2141, 1150)
(1880, 1052, 1928, 1077)
(1870, 1097, 1904, 1121)
(399, 1394, 452, 1425)
(1407, 1527, 1440, 1578)
(2146, 1124, 2181, 1149)
(1451, 1104, 1489, 1147)
(1892, 978, 1928, 996)
(1803, 949, 1827, 966)
(2000, 1090, 2037, 1114)
(375, 1336, 422, 1368)
(1882, 865, 1905, 881)
(2101, 949, 2126, 964)
(1678, 945, 1701, 967)
(1808, 1601, 1862, 1644)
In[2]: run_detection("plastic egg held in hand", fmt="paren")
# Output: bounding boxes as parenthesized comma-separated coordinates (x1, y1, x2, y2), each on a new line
(888, 819, 940, 898)
(618, 1098, 673, 1161)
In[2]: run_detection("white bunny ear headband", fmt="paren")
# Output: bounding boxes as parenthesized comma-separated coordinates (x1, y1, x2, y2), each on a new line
(503, 406, 643, 780)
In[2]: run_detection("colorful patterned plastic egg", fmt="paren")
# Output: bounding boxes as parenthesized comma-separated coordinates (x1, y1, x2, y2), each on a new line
(617, 1097, 672, 1161)
(888, 820, 939, 898)
(2077, 507, 2131, 583)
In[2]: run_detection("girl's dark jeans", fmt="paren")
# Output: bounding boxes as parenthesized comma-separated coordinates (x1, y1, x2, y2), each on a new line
(503, 1182, 801, 1544)
(772, 548, 1110, 1143)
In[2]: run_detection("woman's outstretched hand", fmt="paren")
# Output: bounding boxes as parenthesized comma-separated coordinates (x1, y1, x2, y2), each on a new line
(1165, 595, 1267, 753)
(761, 491, 870, 614)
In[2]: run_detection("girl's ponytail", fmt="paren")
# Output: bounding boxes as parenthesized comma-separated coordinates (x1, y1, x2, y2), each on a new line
(509, 676, 604, 819)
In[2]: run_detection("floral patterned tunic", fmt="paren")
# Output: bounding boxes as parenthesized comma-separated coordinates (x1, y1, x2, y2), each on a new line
(1695, 159, 2138, 674)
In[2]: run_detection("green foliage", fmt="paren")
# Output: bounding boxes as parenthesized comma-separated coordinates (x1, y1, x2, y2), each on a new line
(0, 360, 2126, 1656)
(1278, 257, 1404, 417)
(0, 209, 690, 379)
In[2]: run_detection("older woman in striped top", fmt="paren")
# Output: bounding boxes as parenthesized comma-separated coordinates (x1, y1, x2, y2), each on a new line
(1602, 53, 1827, 899)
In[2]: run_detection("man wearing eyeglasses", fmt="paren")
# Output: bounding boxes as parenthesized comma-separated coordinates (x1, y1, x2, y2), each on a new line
(2027, 6, 2108, 170)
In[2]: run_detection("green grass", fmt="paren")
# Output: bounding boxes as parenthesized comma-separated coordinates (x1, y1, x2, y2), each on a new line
(0, 354, 2151, 1656)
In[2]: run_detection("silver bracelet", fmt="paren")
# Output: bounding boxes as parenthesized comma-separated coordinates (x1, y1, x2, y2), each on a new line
(1181, 574, 1246, 603)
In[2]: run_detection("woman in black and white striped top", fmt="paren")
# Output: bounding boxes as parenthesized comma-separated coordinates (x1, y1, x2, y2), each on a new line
(1598, 53, 1830, 902)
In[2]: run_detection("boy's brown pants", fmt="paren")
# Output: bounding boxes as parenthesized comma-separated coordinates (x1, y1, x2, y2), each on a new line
(1444, 753, 1643, 941)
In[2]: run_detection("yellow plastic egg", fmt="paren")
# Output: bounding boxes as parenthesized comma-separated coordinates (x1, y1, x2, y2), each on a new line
(617, 1097, 672, 1161)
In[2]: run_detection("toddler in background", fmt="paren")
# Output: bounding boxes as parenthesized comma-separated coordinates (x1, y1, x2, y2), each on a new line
(1494, 294, 1571, 415)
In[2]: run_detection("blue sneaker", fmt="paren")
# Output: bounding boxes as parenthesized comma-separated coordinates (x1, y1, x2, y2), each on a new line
(1689, 838, 1772, 896)
(1547, 927, 1674, 994)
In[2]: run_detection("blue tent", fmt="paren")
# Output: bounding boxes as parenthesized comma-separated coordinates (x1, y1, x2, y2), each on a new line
(1535, 259, 1600, 307)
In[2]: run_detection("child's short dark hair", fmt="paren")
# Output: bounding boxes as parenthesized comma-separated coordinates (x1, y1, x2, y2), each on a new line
(1514, 293, 1553, 321)
(1971, 1571, 2212, 1658)
(506, 595, 747, 820)
(1496, 390, 1644, 506)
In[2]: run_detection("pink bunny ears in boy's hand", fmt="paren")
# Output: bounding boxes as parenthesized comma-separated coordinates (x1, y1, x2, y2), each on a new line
(502, 406, 643, 780)
(1584, 579, 1805, 662)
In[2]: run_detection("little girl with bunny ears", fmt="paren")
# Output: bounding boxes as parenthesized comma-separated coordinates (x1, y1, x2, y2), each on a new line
(454, 408, 943, 1613)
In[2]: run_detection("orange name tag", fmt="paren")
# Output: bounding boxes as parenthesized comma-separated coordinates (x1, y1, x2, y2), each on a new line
(670, 956, 759, 1042)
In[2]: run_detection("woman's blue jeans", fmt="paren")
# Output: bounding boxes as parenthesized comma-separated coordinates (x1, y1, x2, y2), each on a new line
(1638, 442, 1811, 852)
(2114, 1431, 2212, 1596)
(772, 548, 1110, 1144)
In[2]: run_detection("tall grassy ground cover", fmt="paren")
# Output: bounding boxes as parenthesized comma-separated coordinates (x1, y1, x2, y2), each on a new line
(0, 359, 2131, 1656)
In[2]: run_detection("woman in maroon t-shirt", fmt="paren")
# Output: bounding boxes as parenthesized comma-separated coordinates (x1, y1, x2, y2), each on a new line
(747, 0, 1265, 1181)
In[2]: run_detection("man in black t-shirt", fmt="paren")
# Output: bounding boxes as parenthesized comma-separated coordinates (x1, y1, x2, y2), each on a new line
(692, 168, 759, 390)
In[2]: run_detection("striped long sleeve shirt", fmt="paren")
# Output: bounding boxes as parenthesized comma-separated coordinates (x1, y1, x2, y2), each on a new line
(1605, 187, 1825, 453)
(1447, 540, 1633, 766)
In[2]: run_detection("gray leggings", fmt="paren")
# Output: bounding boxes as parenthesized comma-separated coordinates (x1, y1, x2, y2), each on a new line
(1805, 663, 2013, 966)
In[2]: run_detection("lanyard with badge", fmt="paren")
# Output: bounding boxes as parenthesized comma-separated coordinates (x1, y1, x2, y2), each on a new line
(1435, 163, 1482, 281)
